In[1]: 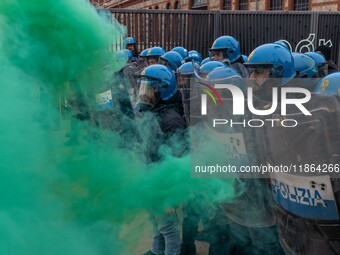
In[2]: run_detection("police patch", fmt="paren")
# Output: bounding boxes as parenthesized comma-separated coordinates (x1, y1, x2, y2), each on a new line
(271, 173, 339, 220)
(321, 80, 329, 92)
(248, 51, 254, 61)
(95, 89, 113, 110)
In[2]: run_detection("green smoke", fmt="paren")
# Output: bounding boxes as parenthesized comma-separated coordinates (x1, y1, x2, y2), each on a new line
(0, 1, 235, 254)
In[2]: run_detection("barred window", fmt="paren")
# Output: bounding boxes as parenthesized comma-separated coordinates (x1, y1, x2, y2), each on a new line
(270, 0, 282, 10)
(294, 0, 309, 10)
(239, 0, 248, 10)
(224, 0, 232, 10)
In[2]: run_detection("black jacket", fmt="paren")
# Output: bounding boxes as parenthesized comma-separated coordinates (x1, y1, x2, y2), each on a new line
(140, 92, 188, 162)
(232, 56, 250, 78)
(327, 60, 338, 74)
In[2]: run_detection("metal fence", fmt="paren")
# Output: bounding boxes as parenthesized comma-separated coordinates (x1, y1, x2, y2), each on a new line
(108, 9, 340, 65)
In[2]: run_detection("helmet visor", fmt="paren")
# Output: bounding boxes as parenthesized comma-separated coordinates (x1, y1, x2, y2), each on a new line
(247, 66, 273, 89)
(248, 67, 271, 75)
(177, 74, 192, 89)
(209, 49, 235, 61)
(245, 63, 274, 76)
(158, 57, 174, 70)
(138, 78, 160, 106)
(209, 50, 225, 61)
(158, 57, 168, 66)
(147, 56, 159, 65)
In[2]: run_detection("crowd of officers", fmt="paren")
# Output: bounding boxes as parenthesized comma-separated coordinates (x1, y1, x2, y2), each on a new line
(104, 36, 340, 255)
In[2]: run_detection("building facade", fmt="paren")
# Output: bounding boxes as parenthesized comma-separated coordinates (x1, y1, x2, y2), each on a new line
(91, 0, 340, 11)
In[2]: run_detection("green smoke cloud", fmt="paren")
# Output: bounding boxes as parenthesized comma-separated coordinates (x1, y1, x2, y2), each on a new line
(0, 1, 235, 254)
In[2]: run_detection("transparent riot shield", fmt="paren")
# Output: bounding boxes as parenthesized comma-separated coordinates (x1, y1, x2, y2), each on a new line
(122, 63, 140, 106)
(261, 79, 340, 255)
(189, 75, 268, 178)
(89, 65, 136, 144)
(264, 93, 340, 166)
(177, 73, 201, 126)
(189, 74, 277, 230)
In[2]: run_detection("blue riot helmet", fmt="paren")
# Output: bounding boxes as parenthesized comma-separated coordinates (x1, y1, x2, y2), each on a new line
(138, 64, 177, 107)
(199, 61, 227, 78)
(172, 46, 189, 61)
(121, 49, 135, 62)
(242, 55, 248, 63)
(314, 72, 340, 95)
(207, 66, 241, 79)
(125, 37, 137, 45)
(136, 48, 149, 69)
(244, 43, 296, 86)
(200, 57, 211, 66)
(140, 48, 149, 58)
(125, 37, 138, 55)
(177, 62, 200, 88)
(158, 51, 184, 72)
(274, 40, 291, 51)
(114, 50, 128, 62)
(305, 51, 327, 77)
(187, 50, 202, 64)
(178, 62, 200, 77)
(139, 48, 149, 62)
(292, 52, 318, 78)
(206, 67, 244, 91)
(204, 67, 245, 123)
(113, 50, 129, 72)
(209, 36, 241, 64)
(146, 47, 166, 57)
(145, 47, 166, 65)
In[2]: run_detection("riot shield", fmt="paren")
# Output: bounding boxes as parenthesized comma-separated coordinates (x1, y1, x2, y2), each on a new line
(264, 93, 340, 166)
(189, 75, 268, 178)
(177, 74, 201, 126)
(122, 62, 140, 106)
(262, 87, 340, 255)
(90, 65, 137, 145)
(189, 75, 277, 228)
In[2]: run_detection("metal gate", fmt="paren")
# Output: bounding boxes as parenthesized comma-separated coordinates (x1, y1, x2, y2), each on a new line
(108, 9, 340, 65)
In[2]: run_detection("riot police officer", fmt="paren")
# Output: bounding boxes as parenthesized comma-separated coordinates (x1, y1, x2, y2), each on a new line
(137, 64, 187, 255)
(125, 36, 139, 59)
(209, 36, 249, 78)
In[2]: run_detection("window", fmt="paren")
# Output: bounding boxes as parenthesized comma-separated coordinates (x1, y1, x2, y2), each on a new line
(166, 3, 171, 9)
(238, 0, 248, 10)
(224, 0, 232, 10)
(174, 1, 180, 9)
(270, 0, 282, 10)
(191, 0, 208, 9)
(294, 0, 309, 10)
